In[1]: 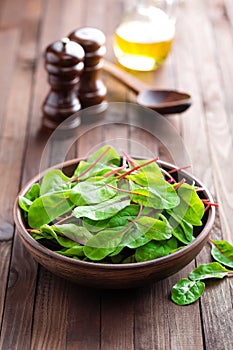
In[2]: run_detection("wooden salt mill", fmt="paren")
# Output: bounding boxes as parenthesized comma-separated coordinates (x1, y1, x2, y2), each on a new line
(69, 27, 107, 112)
(42, 38, 85, 131)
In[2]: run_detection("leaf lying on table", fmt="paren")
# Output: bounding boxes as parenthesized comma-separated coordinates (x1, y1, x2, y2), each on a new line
(172, 251, 233, 306)
(171, 278, 205, 306)
(188, 262, 231, 280)
(19, 145, 213, 264)
(210, 239, 233, 268)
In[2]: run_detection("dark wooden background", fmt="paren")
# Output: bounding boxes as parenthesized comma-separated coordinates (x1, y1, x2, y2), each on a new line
(0, 0, 233, 349)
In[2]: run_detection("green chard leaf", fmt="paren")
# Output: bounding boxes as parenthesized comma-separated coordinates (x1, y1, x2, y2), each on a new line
(82, 217, 110, 233)
(108, 204, 141, 227)
(83, 226, 127, 261)
(210, 240, 233, 268)
(19, 183, 41, 213)
(171, 278, 205, 305)
(56, 245, 84, 258)
(40, 169, 71, 195)
(72, 160, 117, 180)
(167, 213, 194, 244)
(134, 216, 172, 240)
(135, 237, 178, 262)
(128, 173, 180, 209)
(28, 191, 74, 228)
(117, 225, 150, 250)
(171, 183, 204, 226)
(53, 223, 92, 245)
(87, 145, 121, 166)
(69, 177, 117, 205)
(72, 195, 130, 221)
(25, 183, 41, 201)
(40, 224, 81, 248)
(130, 159, 164, 179)
(189, 262, 231, 281)
(18, 196, 32, 212)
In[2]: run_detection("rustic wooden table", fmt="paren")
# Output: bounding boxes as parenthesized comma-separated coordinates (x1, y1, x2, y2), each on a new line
(1, 0, 233, 349)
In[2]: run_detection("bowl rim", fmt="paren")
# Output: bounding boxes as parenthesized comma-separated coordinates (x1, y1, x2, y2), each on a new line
(14, 158, 216, 270)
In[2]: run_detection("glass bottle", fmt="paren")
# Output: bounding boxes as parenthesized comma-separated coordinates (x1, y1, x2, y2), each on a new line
(114, 0, 178, 71)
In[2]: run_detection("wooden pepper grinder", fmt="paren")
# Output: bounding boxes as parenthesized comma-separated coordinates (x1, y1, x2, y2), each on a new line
(42, 37, 85, 131)
(69, 27, 107, 112)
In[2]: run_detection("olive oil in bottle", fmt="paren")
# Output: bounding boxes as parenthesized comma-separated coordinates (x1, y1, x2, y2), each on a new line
(114, 1, 176, 71)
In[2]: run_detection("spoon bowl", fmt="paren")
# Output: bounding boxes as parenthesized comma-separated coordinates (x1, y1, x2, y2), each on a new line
(103, 60, 192, 114)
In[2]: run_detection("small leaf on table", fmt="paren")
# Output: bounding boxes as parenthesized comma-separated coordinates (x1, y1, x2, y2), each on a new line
(189, 262, 231, 280)
(171, 278, 205, 305)
(210, 239, 233, 268)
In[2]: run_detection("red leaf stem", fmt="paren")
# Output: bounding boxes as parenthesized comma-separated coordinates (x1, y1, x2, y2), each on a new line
(121, 150, 136, 167)
(70, 146, 111, 182)
(118, 156, 159, 180)
(174, 178, 186, 191)
(168, 165, 191, 174)
(202, 199, 219, 207)
(103, 165, 127, 178)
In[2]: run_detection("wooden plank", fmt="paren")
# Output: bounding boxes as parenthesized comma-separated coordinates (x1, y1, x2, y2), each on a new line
(0, 28, 20, 329)
(134, 283, 171, 350)
(31, 269, 68, 349)
(0, 0, 43, 348)
(0, 29, 19, 127)
(101, 289, 134, 350)
(173, 1, 233, 350)
(187, 0, 233, 242)
(0, 235, 37, 350)
(66, 284, 101, 350)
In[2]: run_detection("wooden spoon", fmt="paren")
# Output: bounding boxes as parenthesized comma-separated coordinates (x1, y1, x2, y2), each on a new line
(103, 60, 192, 114)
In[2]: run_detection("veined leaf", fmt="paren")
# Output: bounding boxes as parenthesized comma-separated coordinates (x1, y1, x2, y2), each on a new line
(189, 262, 231, 281)
(25, 183, 41, 201)
(83, 217, 111, 233)
(28, 191, 74, 228)
(172, 183, 204, 226)
(83, 226, 127, 260)
(19, 183, 41, 212)
(72, 195, 130, 221)
(41, 224, 80, 248)
(53, 223, 92, 244)
(108, 204, 139, 227)
(56, 245, 84, 257)
(167, 213, 194, 244)
(69, 177, 117, 205)
(135, 237, 178, 262)
(118, 225, 150, 250)
(129, 159, 164, 179)
(210, 240, 233, 268)
(129, 174, 179, 209)
(87, 145, 121, 166)
(134, 216, 172, 240)
(40, 169, 71, 195)
(73, 160, 117, 180)
(171, 278, 205, 305)
(18, 196, 32, 212)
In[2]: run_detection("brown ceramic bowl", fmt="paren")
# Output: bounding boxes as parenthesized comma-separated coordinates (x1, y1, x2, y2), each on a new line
(14, 159, 215, 289)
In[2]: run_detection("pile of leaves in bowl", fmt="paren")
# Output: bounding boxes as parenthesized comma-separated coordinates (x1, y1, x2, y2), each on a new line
(19, 145, 213, 264)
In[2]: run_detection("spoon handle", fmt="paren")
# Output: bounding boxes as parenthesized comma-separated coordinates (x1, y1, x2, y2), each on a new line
(103, 60, 150, 94)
